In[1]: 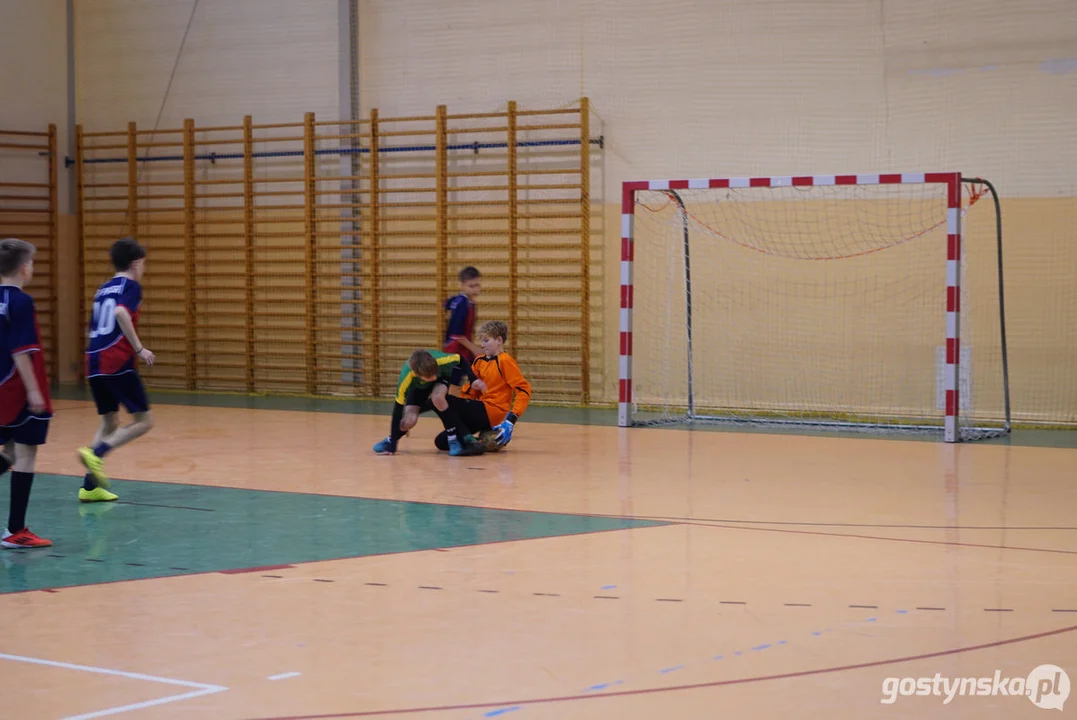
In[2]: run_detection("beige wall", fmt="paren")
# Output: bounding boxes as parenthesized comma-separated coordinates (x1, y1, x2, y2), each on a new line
(0, 0, 75, 381)
(71, 0, 343, 383)
(0, 0, 68, 142)
(78, 0, 1077, 193)
(0, 0, 68, 226)
(0, 0, 70, 208)
(62, 0, 1077, 422)
(354, 0, 1077, 423)
(74, 0, 341, 130)
(356, 0, 1076, 199)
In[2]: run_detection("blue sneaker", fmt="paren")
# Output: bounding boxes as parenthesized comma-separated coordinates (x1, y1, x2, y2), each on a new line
(373, 437, 396, 454)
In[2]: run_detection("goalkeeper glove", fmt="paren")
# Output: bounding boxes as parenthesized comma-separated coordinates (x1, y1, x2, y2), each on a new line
(494, 413, 518, 447)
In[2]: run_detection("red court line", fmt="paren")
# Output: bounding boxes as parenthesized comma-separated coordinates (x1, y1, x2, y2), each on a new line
(77, 475, 1074, 540)
(641, 515, 1077, 531)
(249, 622, 1077, 719)
(679, 520, 1077, 556)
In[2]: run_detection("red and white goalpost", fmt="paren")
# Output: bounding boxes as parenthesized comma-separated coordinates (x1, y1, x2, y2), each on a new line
(618, 173, 1010, 442)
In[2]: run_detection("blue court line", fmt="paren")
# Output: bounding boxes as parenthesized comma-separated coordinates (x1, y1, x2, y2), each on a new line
(480, 608, 912, 718)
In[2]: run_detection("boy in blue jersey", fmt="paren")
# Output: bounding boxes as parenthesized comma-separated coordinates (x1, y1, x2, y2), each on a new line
(0, 239, 53, 548)
(443, 266, 482, 364)
(77, 238, 156, 501)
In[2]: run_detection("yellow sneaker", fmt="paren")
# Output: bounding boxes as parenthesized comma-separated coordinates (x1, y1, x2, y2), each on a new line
(79, 486, 118, 503)
(77, 447, 111, 489)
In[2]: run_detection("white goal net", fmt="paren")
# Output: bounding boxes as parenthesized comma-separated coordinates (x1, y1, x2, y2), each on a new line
(618, 174, 1010, 442)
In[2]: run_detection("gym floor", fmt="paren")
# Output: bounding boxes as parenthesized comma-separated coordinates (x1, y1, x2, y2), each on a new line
(2, 388, 1076, 719)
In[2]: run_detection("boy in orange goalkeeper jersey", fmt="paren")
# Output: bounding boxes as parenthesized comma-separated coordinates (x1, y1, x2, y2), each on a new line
(433, 320, 530, 452)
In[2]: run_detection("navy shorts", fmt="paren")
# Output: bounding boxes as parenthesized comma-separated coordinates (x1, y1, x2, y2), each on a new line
(89, 372, 151, 415)
(0, 412, 50, 446)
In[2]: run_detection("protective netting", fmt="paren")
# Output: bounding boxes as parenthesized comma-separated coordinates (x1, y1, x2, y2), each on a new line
(627, 181, 1009, 440)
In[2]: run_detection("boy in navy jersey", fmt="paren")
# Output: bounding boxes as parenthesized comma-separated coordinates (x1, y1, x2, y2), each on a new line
(77, 237, 156, 501)
(0, 238, 53, 548)
(442, 266, 481, 364)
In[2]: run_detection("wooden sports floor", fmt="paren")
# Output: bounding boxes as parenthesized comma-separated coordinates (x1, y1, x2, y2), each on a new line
(2, 390, 1076, 719)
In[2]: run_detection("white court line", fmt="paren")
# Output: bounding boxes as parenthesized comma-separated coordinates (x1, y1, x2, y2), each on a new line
(267, 671, 302, 681)
(0, 652, 228, 720)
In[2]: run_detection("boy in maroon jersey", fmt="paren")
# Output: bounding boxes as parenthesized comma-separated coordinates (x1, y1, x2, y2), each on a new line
(442, 266, 482, 363)
(0, 238, 52, 548)
(78, 237, 156, 501)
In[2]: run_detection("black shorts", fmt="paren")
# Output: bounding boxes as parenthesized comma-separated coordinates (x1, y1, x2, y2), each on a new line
(0, 412, 50, 446)
(404, 377, 453, 409)
(90, 372, 151, 415)
(433, 396, 492, 451)
(445, 395, 492, 434)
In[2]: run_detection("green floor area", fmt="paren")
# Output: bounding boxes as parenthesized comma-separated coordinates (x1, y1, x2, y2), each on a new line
(0, 474, 667, 594)
(53, 384, 1077, 449)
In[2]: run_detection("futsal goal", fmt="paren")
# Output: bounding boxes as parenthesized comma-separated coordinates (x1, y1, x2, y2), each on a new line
(618, 173, 1010, 442)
